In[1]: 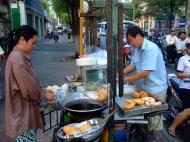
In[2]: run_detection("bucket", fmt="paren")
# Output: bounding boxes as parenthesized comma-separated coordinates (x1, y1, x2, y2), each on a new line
(68, 32, 71, 39)
(114, 124, 128, 142)
(114, 130, 128, 142)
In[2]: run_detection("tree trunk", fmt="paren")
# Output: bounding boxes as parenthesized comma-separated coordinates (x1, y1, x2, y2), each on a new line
(70, 1, 80, 57)
(66, 7, 71, 27)
(169, 0, 174, 30)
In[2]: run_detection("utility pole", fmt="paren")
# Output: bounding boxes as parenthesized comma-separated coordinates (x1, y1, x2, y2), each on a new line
(186, 0, 190, 33)
(118, 1, 124, 97)
(79, 0, 84, 56)
(133, 0, 135, 22)
(18, 0, 27, 25)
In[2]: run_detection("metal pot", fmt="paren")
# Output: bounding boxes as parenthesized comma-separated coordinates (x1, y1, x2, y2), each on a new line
(60, 92, 107, 116)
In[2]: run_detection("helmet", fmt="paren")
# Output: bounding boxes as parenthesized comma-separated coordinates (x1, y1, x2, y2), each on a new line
(185, 43, 190, 48)
(170, 29, 175, 33)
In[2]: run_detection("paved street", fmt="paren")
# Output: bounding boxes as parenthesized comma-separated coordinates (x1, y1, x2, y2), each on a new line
(0, 34, 190, 142)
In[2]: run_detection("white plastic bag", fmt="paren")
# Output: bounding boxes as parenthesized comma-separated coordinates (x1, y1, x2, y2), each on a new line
(0, 46, 4, 55)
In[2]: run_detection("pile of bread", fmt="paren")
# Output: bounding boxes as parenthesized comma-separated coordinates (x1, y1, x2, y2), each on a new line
(96, 87, 107, 102)
(63, 123, 92, 135)
(123, 91, 162, 110)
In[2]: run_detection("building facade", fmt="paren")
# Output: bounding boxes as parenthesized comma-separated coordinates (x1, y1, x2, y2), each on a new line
(0, 0, 11, 52)
(11, 0, 46, 38)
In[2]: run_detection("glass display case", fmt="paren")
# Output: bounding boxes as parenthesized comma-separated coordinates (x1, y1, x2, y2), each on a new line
(81, 64, 107, 90)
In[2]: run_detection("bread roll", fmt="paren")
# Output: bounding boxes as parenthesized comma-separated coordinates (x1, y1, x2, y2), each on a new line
(143, 97, 155, 102)
(150, 101, 162, 106)
(63, 125, 80, 135)
(132, 92, 141, 98)
(97, 87, 107, 102)
(123, 100, 136, 110)
(140, 91, 149, 98)
(133, 98, 145, 105)
(79, 124, 92, 132)
(145, 101, 151, 107)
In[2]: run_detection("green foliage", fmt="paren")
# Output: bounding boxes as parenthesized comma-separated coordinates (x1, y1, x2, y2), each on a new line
(57, 13, 70, 26)
(52, 0, 68, 13)
(52, 0, 70, 25)
(41, 0, 50, 17)
(124, 0, 143, 21)
(147, 0, 186, 20)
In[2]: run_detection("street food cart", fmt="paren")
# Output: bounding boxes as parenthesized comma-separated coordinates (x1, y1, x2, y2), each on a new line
(53, 50, 109, 141)
(41, 1, 169, 142)
(114, 96, 168, 141)
(43, 47, 168, 142)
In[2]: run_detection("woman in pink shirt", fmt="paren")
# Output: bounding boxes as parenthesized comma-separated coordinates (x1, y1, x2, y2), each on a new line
(5, 25, 54, 141)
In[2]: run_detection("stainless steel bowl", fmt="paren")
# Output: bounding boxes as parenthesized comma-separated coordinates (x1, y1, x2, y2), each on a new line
(56, 118, 106, 142)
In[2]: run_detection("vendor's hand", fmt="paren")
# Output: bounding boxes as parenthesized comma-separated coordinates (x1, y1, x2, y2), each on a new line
(124, 78, 129, 84)
(187, 74, 190, 79)
(44, 91, 54, 102)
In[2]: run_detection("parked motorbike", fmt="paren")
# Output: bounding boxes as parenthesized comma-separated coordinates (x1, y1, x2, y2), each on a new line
(166, 74, 190, 125)
(45, 32, 54, 39)
(152, 36, 163, 49)
(162, 45, 178, 67)
(166, 74, 183, 118)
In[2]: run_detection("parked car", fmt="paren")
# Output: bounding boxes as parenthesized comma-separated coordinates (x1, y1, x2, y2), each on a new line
(55, 25, 63, 35)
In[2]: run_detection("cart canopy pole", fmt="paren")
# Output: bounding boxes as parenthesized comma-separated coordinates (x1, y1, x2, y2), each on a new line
(118, 2, 124, 97)
(106, 0, 118, 114)
(106, 0, 118, 141)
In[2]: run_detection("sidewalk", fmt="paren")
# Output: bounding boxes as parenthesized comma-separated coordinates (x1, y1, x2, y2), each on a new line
(35, 34, 77, 142)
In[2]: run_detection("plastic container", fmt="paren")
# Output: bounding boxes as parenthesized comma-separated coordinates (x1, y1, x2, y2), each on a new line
(114, 130, 128, 142)
(68, 32, 71, 39)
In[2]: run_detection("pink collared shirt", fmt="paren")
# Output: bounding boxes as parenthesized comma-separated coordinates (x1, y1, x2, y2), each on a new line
(5, 46, 44, 138)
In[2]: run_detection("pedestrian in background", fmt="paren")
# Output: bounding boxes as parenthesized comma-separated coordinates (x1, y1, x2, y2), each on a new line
(4, 25, 54, 141)
(176, 31, 186, 58)
(166, 30, 178, 63)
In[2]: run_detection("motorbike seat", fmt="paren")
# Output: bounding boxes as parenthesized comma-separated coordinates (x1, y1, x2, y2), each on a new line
(169, 77, 180, 94)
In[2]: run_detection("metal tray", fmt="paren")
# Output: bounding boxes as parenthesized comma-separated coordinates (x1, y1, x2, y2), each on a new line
(56, 118, 106, 142)
(115, 97, 168, 117)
